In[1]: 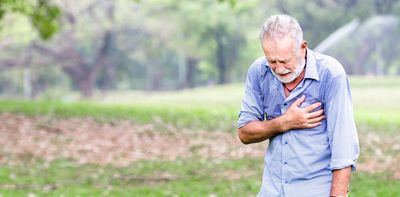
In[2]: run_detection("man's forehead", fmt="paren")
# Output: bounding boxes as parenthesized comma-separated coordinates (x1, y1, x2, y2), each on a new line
(262, 37, 296, 58)
(265, 50, 295, 61)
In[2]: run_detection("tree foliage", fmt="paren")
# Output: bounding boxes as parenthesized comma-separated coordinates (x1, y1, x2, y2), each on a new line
(0, 0, 61, 39)
(0, 0, 400, 99)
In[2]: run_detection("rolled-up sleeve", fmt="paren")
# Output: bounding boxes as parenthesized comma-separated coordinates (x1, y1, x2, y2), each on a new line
(238, 63, 264, 128)
(325, 73, 360, 170)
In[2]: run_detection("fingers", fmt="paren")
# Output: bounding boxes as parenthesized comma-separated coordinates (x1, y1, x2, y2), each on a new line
(304, 101, 322, 112)
(307, 114, 325, 124)
(308, 109, 324, 119)
(305, 122, 321, 128)
(292, 95, 305, 107)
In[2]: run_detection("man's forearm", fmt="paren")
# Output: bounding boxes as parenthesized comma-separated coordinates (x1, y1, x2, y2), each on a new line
(238, 96, 324, 144)
(238, 117, 285, 144)
(330, 166, 351, 197)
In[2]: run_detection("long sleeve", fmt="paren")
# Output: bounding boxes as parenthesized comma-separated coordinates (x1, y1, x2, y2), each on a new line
(238, 62, 264, 128)
(325, 73, 360, 170)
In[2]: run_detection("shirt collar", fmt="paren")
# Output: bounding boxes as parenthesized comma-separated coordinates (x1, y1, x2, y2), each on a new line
(304, 49, 319, 81)
(263, 48, 319, 81)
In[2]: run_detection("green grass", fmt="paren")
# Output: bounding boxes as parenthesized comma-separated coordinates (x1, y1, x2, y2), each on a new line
(0, 158, 261, 196)
(350, 172, 400, 196)
(1, 98, 398, 133)
(0, 100, 238, 131)
(0, 77, 399, 132)
(0, 159, 398, 197)
(0, 77, 399, 196)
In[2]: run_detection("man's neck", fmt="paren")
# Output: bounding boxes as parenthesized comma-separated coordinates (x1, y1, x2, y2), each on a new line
(283, 69, 306, 96)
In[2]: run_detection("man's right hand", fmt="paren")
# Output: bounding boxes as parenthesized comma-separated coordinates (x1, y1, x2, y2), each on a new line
(279, 95, 325, 132)
(238, 95, 325, 144)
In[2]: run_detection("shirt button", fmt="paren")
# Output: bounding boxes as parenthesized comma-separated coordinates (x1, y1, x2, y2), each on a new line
(283, 103, 288, 106)
(284, 141, 288, 144)
(284, 162, 287, 165)
(284, 181, 288, 184)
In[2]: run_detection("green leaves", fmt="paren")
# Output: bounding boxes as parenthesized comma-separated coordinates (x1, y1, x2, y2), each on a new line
(29, 0, 61, 39)
(0, 0, 61, 39)
(218, 0, 237, 7)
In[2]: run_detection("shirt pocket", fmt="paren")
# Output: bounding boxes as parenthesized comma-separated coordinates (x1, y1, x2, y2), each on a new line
(298, 93, 324, 112)
(263, 105, 274, 120)
(263, 103, 284, 120)
(296, 94, 327, 136)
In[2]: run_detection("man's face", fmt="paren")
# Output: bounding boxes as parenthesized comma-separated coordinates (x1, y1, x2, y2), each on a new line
(262, 37, 307, 83)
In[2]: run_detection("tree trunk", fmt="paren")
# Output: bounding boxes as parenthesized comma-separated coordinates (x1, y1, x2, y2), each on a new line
(186, 57, 198, 88)
(151, 69, 162, 91)
(374, 0, 397, 14)
(79, 78, 93, 98)
(215, 30, 228, 84)
(276, 0, 290, 14)
(104, 61, 116, 90)
(63, 64, 92, 97)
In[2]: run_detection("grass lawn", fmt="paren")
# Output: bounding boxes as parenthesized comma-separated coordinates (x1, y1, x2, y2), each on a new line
(0, 77, 400, 132)
(0, 159, 399, 197)
(0, 76, 399, 196)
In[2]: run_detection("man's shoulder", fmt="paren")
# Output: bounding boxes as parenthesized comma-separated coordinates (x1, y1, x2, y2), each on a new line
(250, 56, 267, 69)
(247, 56, 267, 76)
(312, 51, 346, 78)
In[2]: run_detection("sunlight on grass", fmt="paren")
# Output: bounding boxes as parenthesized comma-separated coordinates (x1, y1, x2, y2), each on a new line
(0, 158, 398, 196)
(95, 83, 243, 108)
(0, 76, 399, 196)
(2, 76, 398, 132)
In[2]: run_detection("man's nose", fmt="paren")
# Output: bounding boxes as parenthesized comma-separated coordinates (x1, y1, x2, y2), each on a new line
(275, 64, 286, 73)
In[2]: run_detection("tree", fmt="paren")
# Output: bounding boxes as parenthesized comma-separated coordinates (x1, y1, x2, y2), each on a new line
(0, 0, 61, 39)
(30, 0, 116, 97)
(2, 0, 399, 99)
(147, 0, 257, 87)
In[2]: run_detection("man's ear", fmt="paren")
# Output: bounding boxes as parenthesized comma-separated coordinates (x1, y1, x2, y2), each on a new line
(302, 40, 308, 49)
(301, 40, 308, 57)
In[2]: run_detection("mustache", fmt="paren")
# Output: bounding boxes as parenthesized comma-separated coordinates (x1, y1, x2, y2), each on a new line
(275, 69, 291, 75)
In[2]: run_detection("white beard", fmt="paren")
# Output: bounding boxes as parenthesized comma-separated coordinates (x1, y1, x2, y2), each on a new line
(272, 57, 305, 84)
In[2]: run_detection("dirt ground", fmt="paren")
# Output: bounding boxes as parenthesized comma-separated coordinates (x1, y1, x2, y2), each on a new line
(0, 113, 265, 167)
(0, 113, 399, 179)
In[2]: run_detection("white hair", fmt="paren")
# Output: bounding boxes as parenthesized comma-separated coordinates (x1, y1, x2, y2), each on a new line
(260, 14, 303, 52)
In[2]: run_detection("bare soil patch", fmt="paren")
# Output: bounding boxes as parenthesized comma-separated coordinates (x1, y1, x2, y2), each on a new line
(0, 113, 264, 166)
(0, 113, 399, 179)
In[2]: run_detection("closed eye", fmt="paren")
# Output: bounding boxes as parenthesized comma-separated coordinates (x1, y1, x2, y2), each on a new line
(278, 60, 290, 64)
(267, 59, 291, 65)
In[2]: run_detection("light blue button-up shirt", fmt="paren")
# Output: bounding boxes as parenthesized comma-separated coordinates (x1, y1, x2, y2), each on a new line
(238, 49, 360, 197)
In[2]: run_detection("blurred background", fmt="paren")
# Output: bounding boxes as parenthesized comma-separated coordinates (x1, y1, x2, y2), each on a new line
(0, 0, 399, 196)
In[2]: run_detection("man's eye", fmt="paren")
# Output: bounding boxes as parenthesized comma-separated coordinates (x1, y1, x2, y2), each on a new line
(269, 60, 276, 64)
(279, 60, 288, 64)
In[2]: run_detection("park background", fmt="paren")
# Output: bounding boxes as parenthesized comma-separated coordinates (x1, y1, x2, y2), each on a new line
(0, 0, 399, 196)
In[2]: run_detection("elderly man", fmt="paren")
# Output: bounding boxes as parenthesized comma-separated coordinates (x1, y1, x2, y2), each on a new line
(238, 14, 359, 197)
